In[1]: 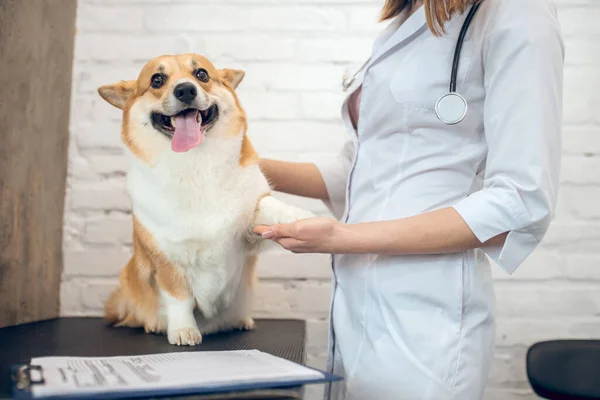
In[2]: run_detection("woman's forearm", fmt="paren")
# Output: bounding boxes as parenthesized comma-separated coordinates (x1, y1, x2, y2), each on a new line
(259, 159, 329, 200)
(342, 207, 507, 255)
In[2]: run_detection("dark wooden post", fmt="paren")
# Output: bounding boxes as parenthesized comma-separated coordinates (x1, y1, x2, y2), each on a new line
(0, 0, 77, 327)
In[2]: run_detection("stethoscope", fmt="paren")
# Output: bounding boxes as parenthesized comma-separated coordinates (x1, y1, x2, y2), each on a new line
(341, 1, 482, 125)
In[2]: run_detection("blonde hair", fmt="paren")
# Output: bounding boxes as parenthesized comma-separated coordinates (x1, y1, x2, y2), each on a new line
(380, 0, 479, 35)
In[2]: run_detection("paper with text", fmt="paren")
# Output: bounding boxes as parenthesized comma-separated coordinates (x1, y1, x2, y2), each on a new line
(30, 350, 324, 398)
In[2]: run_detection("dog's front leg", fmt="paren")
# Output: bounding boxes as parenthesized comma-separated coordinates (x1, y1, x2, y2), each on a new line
(252, 195, 315, 230)
(157, 266, 202, 346)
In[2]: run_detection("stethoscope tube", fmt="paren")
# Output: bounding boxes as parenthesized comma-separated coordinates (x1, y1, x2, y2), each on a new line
(449, 1, 482, 93)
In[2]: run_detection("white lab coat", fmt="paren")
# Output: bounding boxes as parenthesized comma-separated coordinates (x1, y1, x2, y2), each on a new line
(313, 0, 564, 399)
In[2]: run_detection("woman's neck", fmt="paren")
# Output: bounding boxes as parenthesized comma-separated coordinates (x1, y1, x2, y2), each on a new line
(408, 0, 423, 16)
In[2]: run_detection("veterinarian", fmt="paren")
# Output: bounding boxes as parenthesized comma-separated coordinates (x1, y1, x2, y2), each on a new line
(255, 0, 564, 399)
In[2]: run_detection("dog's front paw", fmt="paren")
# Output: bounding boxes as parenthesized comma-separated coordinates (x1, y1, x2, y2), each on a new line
(276, 207, 315, 225)
(256, 196, 315, 225)
(238, 317, 256, 331)
(168, 327, 202, 346)
(144, 316, 166, 334)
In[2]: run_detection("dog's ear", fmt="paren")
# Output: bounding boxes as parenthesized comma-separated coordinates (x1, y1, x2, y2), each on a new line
(98, 80, 136, 110)
(220, 69, 245, 89)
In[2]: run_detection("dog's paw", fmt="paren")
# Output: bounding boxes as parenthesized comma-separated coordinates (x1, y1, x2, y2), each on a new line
(238, 317, 256, 331)
(145, 325, 157, 334)
(168, 327, 202, 346)
(144, 317, 166, 334)
(211, 317, 255, 334)
(277, 207, 315, 225)
(255, 196, 315, 228)
(267, 204, 315, 226)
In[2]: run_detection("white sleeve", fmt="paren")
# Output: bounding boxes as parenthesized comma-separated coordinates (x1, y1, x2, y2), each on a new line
(452, 0, 564, 274)
(313, 139, 355, 220)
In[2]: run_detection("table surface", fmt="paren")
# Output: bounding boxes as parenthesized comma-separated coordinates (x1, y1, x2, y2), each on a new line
(0, 318, 307, 400)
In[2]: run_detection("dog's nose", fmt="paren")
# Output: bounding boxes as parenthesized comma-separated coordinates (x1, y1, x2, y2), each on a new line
(174, 83, 197, 104)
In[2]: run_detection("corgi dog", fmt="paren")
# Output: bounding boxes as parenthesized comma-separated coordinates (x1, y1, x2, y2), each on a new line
(97, 54, 313, 346)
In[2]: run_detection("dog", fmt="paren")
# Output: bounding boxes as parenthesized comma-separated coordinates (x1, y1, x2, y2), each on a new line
(97, 53, 313, 346)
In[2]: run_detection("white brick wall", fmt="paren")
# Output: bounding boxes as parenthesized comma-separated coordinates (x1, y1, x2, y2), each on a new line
(62, 1, 600, 399)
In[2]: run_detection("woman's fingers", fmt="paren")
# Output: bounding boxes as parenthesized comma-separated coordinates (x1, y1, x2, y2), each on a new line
(254, 217, 340, 254)
(253, 225, 270, 235)
(275, 238, 307, 252)
(260, 222, 297, 239)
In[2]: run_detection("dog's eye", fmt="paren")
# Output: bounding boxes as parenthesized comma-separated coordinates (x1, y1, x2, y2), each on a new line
(151, 74, 165, 89)
(195, 69, 209, 83)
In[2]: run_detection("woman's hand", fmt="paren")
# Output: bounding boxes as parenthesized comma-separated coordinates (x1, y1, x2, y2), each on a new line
(253, 217, 356, 254)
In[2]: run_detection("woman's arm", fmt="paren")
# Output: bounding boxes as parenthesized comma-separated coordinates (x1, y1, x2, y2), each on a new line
(255, 208, 507, 255)
(345, 208, 508, 254)
(259, 159, 328, 200)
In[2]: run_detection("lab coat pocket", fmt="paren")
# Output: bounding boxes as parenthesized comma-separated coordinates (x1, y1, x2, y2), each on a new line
(388, 36, 472, 115)
(374, 255, 463, 391)
(387, 307, 455, 390)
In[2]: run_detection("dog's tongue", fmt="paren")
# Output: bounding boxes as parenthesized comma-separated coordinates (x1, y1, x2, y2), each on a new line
(171, 109, 203, 153)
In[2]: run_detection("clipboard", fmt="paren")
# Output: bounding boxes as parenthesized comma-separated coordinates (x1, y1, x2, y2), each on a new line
(9, 351, 342, 400)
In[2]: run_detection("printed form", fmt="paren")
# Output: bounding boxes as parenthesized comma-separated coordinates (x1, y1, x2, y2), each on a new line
(29, 350, 324, 398)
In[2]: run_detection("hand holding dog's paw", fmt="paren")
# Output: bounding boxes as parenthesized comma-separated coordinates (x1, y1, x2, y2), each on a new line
(272, 205, 315, 225)
(168, 327, 202, 346)
(253, 196, 315, 228)
(253, 216, 350, 254)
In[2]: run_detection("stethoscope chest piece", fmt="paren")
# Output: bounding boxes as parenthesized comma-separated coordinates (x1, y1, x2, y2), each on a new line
(435, 92, 468, 125)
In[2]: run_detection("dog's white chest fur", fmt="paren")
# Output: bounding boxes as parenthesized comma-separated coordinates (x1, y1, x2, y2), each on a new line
(128, 136, 266, 321)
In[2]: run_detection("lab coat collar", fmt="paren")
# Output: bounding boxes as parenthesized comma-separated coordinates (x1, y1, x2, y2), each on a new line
(340, 4, 472, 107)
(338, 8, 418, 113)
(370, 12, 406, 60)
(368, 5, 427, 68)
(339, 5, 428, 133)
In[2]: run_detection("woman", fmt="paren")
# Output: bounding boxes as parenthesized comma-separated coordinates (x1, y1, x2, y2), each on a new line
(255, 0, 564, 399)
